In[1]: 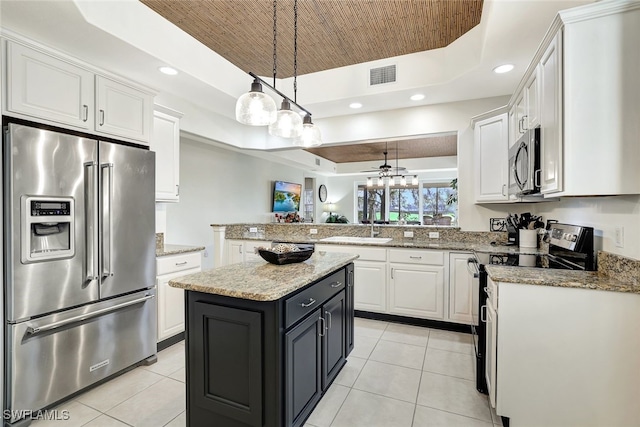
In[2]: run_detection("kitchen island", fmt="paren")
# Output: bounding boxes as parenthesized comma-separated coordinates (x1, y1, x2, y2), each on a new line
(169, 252, 358, 427)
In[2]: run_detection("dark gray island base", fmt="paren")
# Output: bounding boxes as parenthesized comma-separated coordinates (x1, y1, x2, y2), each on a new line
(169, 253, 358, 427)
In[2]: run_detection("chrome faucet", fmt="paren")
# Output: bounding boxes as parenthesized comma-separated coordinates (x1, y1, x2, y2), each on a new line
(370, 222, 380, 238)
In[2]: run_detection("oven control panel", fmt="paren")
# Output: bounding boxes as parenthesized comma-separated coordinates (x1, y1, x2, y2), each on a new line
(549, 224, 584, 251)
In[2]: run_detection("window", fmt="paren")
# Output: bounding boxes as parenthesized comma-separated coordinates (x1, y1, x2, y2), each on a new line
(356, 180, 457, 225)
(422, 182, 457, 225)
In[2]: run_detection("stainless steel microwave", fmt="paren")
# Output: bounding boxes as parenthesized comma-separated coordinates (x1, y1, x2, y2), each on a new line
(508, 127, 540, 196)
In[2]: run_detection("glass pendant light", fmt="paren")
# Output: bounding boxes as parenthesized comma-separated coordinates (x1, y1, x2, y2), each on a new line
(269, 99, 303, 138)
(377, 177, 384, 187)
(412, 175, 419, 185)
(367, 177, 373, 187)
(296, 115, 322, 147)
(235, 78, 277, 125)
(389, 176, 395, 186)
(401, 176, 407, 186)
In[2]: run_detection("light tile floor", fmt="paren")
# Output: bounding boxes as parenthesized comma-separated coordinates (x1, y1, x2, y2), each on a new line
(29, 318, 503, 427)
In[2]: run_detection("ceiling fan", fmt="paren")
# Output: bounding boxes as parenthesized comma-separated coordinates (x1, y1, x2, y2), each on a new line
(360, 142, 407, 176)
(361, 142, 417, 186)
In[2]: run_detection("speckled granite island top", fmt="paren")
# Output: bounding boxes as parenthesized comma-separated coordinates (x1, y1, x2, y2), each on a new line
(485, 265, 640, 294)
(156, 244, 205, 257)
(169, 252, 359, 301)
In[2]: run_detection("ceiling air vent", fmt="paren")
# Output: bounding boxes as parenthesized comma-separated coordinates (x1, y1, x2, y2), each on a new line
(315, 158, 321, 166)
(369, 64, 396, 86)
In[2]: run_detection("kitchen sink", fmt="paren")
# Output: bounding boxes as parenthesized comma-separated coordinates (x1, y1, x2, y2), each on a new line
(319, 236, 392, 244)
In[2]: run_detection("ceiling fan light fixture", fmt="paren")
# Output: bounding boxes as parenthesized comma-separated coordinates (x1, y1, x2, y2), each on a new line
(269, 98, 303, 138)
(377, 177, 383, 187)
(235, 78, 277, 126)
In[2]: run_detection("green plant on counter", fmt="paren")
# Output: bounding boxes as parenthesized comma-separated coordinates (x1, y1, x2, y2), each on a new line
(326, 214, 349, 223)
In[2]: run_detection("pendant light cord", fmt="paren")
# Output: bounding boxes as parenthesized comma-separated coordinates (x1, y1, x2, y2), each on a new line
(272, 0, 277, 88)
(293, 0, 298, 103)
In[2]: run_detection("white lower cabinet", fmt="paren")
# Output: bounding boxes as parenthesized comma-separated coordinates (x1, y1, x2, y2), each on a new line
(389, 264, 444, 320)
(156, 251, 202, 342)
(315, 244, 387, 313)
(447, 252, 475, 324)
(353, 261, 387, 313)
(492, 279, 640, 425)
(226, 239, 273, 264)
(388, 248, 445, 320)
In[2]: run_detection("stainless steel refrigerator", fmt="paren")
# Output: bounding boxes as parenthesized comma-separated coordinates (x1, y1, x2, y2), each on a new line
(3, 123, 157, 423)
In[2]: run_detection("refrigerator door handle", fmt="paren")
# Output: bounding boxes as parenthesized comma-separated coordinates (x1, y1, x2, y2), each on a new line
(101, 163, 114, 278)
(84, 161, 99, 281)
(25, 293, 155, 336)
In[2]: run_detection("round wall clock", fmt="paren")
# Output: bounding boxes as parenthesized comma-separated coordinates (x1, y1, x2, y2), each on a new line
(318, 184, 327, 202)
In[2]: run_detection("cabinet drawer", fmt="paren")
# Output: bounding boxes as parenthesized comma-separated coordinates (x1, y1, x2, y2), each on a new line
(157, 252, 201, 275)
(285, 269, 345, 329)
(389, 249, 444, 265)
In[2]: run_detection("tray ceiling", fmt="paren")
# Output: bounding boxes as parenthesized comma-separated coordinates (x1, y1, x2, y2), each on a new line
(139, 0, 484, 78)
(305, 134, 457, 164)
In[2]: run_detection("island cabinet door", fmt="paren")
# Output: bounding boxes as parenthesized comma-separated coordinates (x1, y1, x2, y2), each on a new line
(285, 309, 322, 427)
(322, 291, 347, 390)
(189, 301, 263, 427)
(345, 264, 355, 355)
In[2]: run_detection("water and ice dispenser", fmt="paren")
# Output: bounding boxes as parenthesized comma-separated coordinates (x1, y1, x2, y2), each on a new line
(21, 196, 75, 262)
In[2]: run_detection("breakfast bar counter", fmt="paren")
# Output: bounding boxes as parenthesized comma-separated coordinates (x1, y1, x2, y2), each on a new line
(169, 253, 357, 427)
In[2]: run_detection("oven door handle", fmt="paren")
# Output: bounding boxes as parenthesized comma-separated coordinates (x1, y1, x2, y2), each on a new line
(467, 257, 479, 278)
(25, 294, 155, 336)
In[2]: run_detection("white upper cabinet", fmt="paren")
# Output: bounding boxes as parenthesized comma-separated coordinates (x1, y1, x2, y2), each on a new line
(3, 39, 155, 145)
(523, 67, 540, 130)
(539, 30, 563, 195)
(473, 111, 509, 203)
(151, 106, 183, 202)
(95, 76, 153, 144)
(6, 41, 94, 130)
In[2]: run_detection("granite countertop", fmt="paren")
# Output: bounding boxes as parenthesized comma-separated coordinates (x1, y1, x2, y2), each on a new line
(169, 252, 359, 301)
(238, 235, 542, 256)
(485, 265, 640, 295)
(157, 244, 205, 257)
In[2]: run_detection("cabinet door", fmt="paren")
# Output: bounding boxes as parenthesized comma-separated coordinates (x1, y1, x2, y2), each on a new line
(474, 113, 509, 202)
(389, 264, 444, 320)
(345, 264, 355, 356)
(286, 310, 322, 427)
(485, 301, 497, 409)
(514, 93, 526, 135)
(95, 75, 153, 144)
(540, 31, 563, 194)
(448, 253, 474, 324)
(353, 260, 387, 313)
(524, 67, 540, 129)
(152, 109, 180, 202)
(157, 267, 200, 341)
(322, 292, 346, 389)
(6, 41, 94, 129)
(227, 240, 244, 265)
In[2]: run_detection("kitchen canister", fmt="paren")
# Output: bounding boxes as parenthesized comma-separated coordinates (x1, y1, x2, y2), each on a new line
(519, 229, 538, 249)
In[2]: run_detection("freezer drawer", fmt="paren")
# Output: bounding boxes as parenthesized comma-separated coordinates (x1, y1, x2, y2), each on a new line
(5, 289, 157, 420)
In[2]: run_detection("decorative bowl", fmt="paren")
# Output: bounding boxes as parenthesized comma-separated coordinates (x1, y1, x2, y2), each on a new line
(257, 246, 314, 265)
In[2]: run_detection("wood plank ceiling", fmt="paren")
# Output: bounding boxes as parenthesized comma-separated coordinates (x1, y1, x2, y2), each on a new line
(305, 134, 457, 164)
(140, 0, 484, 78)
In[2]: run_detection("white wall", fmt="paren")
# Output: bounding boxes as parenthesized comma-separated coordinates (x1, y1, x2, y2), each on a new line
(162, 137, 320, 269)
(534, 196, 640, 260)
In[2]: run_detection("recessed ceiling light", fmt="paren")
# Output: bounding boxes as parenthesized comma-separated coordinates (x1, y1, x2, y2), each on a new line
(159, 66, 178, 76)
(349, 102, 363, 109)
(410, 94, 425, 101)
(493, 64, 514, 74)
